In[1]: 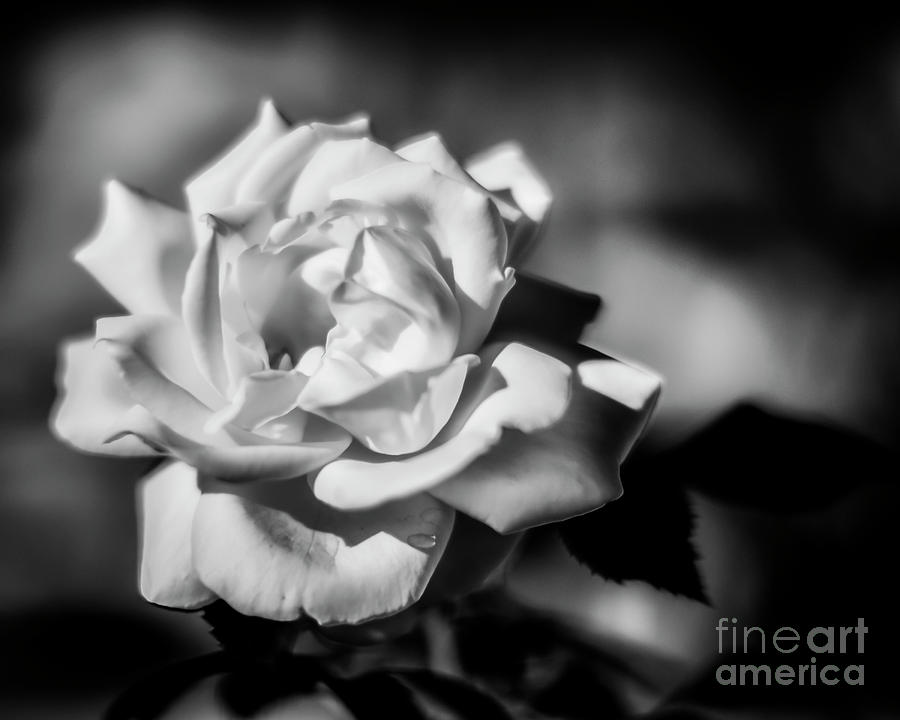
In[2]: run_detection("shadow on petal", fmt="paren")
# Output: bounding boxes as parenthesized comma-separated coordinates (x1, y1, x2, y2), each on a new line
(192, 477, 454, 625)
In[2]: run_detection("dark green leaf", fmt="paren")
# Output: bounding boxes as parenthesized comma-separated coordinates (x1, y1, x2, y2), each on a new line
(202, 600, 307, 661)
(558, 467, 706, 603)
(673, 404, 897, 511)
(489, 271, 601, 346)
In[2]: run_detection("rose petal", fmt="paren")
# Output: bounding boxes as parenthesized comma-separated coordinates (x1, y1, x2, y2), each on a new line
(185, 99, 289, 239)
(74, 180, 193, 315)
(218, 258, 269, 387)
(50, 337, 157, 456)
(252, 409, 309, 444)
(314, 343, 661, 533)
(296, 346, 325, 375)
(297, 246, 350, 296)
(312, 428, 496, 512)
(264, 213, 318, 250)
(302, 355, 477, 456)
(181, 223, 230, 393)
(110, 405, 351, 482)
(346, 226, 457, 333)
(396, 131, 526, 240)
(465, 142, 552, 224)
(327, 226, 460, 374)
(395, 133, 471, 184)
(395, 133, 523, 218)
(95, 315, 226, 442)
(326, 286, 418, 377)
(204, 370, 308, 434)
(316, 199, 403, 250)
(332, 162, 515, 353)
(92, 314, 223, 410)
(431, 348, 662, 533)
(137, 461, 215, 609)
(234, 244, 340, 363)
(197, 211, 272, 387)
(233, 245, 306, 324)
(235, 115, 371, 205)
(465, 142, 552, 265)
(192, 481, 454, 623)
(297, 337, 378, 402)
(204, 201, 278, 250)
(286, 137, 402, 216)
(312, 342, 565, 508)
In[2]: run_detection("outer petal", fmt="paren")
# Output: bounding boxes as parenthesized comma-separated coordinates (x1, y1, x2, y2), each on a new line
(185, 99, 289, 239)
(465, 142, 552, 265)
(431, 348, 661, 533)
(192, 480, 454, 624)
(395, 133, 523, 222)
(235, 115, 371, 205)
(395, 133, 471, 184)
(332, 162, 515, 353)
(74, 180, 193, 315)
(50, 337, 157, 456)
(110, 406, 351, 482)
(92, 315, 222, 409)
(465, 142, 552, 224)
(314, 343, 662, 534)
(137, 461, 215, 609)
(95, 315, 225, 442)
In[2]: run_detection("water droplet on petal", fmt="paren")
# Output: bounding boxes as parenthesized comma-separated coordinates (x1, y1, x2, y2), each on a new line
(407, 533, 437, 550)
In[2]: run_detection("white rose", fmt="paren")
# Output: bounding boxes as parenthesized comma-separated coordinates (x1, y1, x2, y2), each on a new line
(51, 100, 661, 626)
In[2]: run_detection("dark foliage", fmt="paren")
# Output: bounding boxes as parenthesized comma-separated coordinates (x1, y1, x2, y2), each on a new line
(488, 272, 601, 347)
(558, 468, 706, 602)
(558, 403, 899, 602)
(669, 404, 897, 511)
(202, 600, 308, 661)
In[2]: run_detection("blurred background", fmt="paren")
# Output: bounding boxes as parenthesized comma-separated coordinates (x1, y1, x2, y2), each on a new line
(2, 6, 900, 718)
